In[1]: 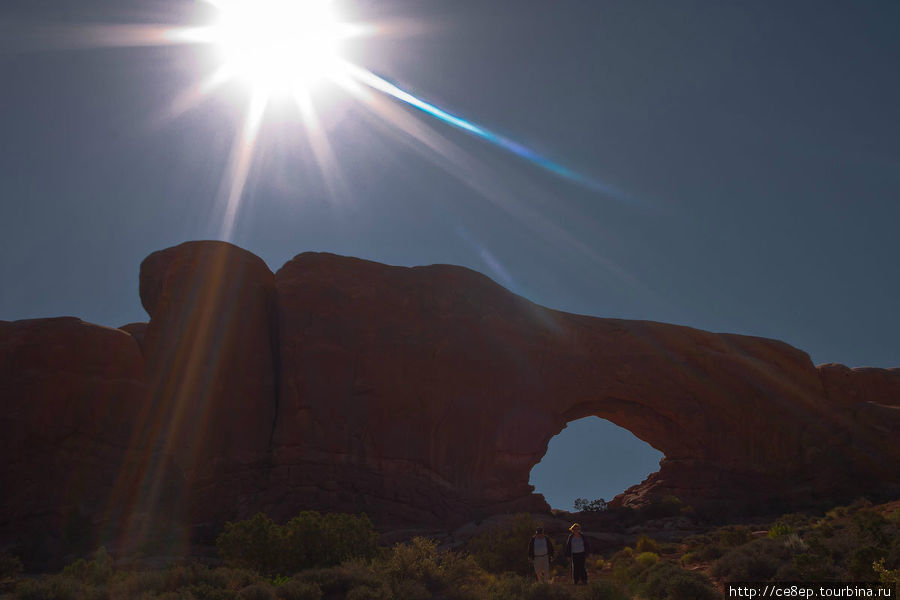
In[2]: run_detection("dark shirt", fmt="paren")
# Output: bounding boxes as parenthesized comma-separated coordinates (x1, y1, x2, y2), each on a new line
(564, 533, 591, 557)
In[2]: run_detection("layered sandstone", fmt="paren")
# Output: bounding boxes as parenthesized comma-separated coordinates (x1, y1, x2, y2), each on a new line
(1, 241, 898, 561)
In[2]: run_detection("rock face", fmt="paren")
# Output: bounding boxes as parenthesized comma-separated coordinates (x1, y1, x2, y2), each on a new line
(136, 242, 279, 537)
(2, 241, 899, 561)
(0, 317, 147, 563)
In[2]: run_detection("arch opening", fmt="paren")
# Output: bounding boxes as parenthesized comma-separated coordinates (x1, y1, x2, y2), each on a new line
(529, 416, 665, 511)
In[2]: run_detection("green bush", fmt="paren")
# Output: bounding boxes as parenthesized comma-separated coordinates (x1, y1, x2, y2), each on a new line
(466, 513, 539, 575)
(293, 562, 381, 596)
(275, 580, 322, 600)
(874, 558, 900, 587)
(849, 546, 883, 580)
(768, 521, 794, 538)
(218, 513, 282, 574)
(639, 561, 717, 600)
(583, 580, 630, 600)
(718, 525, 753, 547)
(526, 581, 572, 600)
(635, 552, 658, 567)
(61, 546, 113, 585)
(15, 576, 80, 600)
(1, 551, 24, 580)
(712, 538, 791, 582)
(217, 511, 378, 576)
(635, 535, 658, 553)
(485, 573, 531, 600)
(239, 582, 276, 600)
(345, 585, 388, 600)
(378, 536, 479, 597)
(382, 537, 443, 589)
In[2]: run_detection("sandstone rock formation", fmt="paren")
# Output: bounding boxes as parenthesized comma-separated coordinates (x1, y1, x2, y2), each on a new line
(2, 240, 898, 562)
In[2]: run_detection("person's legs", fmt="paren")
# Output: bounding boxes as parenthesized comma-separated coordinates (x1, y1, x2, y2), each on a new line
(533, 555, 550, 581)
(573, 552, 587, 584)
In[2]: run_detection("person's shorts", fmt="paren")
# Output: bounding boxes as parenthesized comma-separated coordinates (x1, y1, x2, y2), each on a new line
(532, 555, 550, 579)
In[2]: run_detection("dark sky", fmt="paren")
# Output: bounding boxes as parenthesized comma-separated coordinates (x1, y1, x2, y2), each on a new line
(2, 1, 898, 509)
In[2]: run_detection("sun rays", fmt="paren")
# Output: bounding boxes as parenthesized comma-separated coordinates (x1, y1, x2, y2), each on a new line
(11, 0, 617, 241)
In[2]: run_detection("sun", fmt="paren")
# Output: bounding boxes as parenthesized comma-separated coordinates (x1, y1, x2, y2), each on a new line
(207, 0, 351, 95)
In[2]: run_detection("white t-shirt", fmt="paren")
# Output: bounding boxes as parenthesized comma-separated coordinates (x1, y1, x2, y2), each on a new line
(533, 537, 548, 556)
(570, 536, 584, 553)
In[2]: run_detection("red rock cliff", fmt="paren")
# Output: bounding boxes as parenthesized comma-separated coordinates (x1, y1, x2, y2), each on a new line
(1, 241, 898, 561)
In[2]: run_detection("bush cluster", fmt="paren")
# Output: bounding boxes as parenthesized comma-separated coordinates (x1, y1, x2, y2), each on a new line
(709, 500, 900, 584)
(465, 513, 540, 575)
(609, 547, 717, 600)
(216, 511, 378, 576)
(10, 519, 638, 600)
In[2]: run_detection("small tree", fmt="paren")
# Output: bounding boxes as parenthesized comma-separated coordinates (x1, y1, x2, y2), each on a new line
(573, 498, 608, 512)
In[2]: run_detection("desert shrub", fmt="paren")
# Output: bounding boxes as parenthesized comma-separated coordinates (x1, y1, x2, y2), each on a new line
(345, 585, 389, 600)
(382, 537, 443, 589)
(635, 552, 658, 567)
(190, 582, 242, 599)
(683, 533, 713, 549)
(635, 534, 658, 553)
(466, 513, 539, 575)
(485, 573, 531, 600)
(768, 521, 794, 538)
(639, 560, 717, 600)
(827, 505, 850, 520)
(583, 580, 630, 600)
(294, 562, 381, 596)
(526, 581, 572, 600)
(239, 583, 276, 600)
(218, 513, 282, 574)
(594, 558, 606, 570)
(275, 580, 322, 600)
(379, 536, 479, 597)
(873, 558, 900, 587)
(283, 512, 378, 571)
(205, 567, 261, 591)
(391, 579, 431, 600)
(15, 576, 80, 600)
(718, 525, 753, 547)
(791, 552, 837, 581)
(782, 533, 807, 552)
(107, 568, 166, 597)
(849, 546, 883, 580)
(852, 510, 890, 545)
(610, 552, 644, 587)
(217, 511, 378, 576)
(712, 538, 791, 582)
(1, 552, 24, 580)
(62, 546, 114, 585)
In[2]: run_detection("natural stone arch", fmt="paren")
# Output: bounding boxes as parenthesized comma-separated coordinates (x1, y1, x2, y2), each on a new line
(270, 248, 899, 522)
(3, 240, 900, 563)
(528, 415, 664, 510)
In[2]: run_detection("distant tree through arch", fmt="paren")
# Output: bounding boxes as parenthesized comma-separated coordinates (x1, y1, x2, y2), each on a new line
(529, 416, 664, 511)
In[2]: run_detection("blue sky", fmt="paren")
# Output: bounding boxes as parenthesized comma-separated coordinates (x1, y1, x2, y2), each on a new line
(2, 0, 898, 508)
